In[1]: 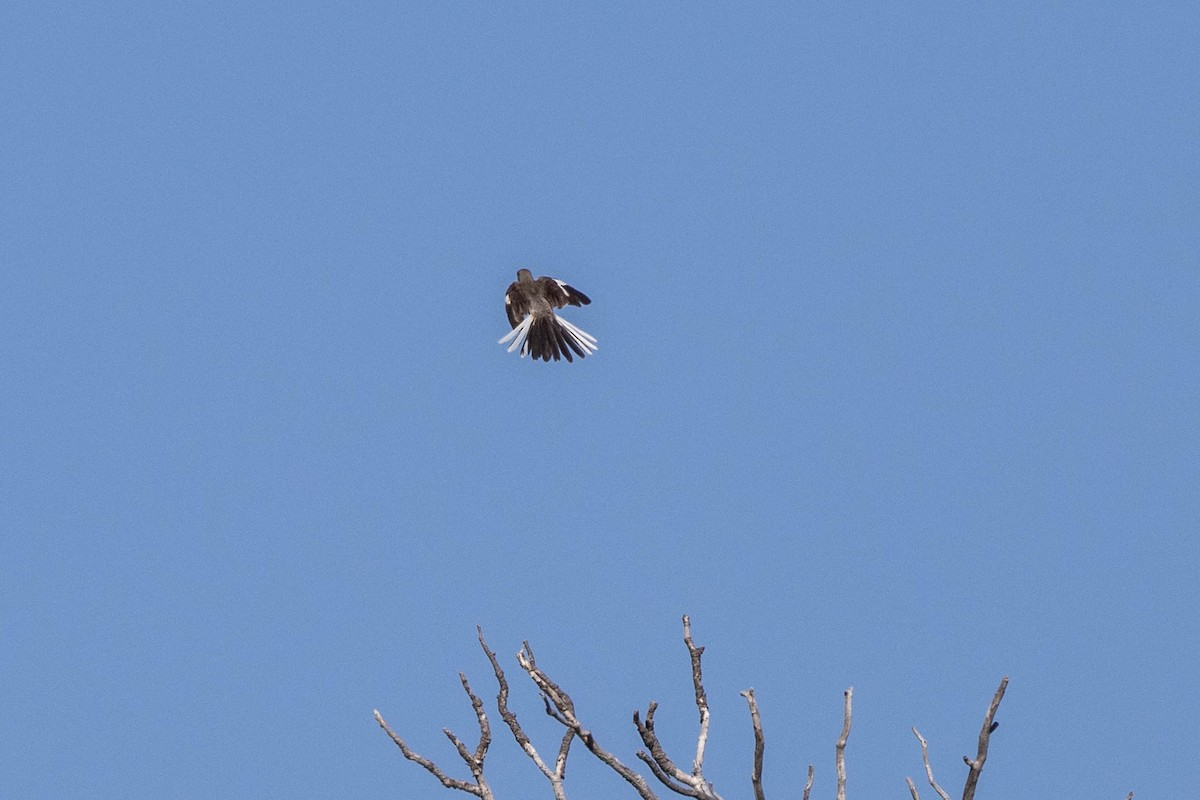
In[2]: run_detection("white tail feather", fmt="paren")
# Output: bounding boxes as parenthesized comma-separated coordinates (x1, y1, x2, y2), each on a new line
(556, 316, 598, 351)
(499, 313, 596, 359)
(498, 315, 531, 344)
(556, 315, 597, 344)
(500, 315, 533, 354)
(509, 327, 530, 354)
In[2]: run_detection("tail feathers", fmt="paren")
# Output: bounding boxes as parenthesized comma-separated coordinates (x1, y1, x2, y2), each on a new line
(499, 314, 533, 353)
(499, 313, 598, 362)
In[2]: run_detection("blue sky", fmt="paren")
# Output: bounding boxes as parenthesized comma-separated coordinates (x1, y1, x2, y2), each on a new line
(3, 2, 1197, 797)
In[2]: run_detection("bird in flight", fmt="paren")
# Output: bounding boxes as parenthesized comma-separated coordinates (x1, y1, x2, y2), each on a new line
(499, 269, 597, 362)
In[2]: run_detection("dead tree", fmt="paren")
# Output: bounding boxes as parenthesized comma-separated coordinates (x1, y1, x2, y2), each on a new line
(376, 614, 1028, 799)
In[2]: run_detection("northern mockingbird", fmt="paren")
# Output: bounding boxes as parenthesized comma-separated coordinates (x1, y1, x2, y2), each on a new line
(499, 269, 597, 362)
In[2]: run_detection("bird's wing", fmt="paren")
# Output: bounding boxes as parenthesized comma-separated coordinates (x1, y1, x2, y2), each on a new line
(504, 280, 528, 328)
(537, 277, 592, 309)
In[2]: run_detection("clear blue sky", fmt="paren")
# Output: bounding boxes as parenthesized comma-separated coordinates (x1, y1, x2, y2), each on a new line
(3, 3, 1197, 798)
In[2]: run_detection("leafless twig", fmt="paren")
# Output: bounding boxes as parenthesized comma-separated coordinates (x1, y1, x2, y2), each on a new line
(378, 624, 1025, 800)
(374, 673, 495, 800)
(909, 728, 951, 800)
(962, 677, 1008, 800)
(836, 687, 852, 800)
(738, 688, 765, 800)
(634, 702, 701, 797)
(683, 617, 712, 784)
(517, 642, 661, 800)
(632, 616, 723, 800)
(477, 627, 573, 800)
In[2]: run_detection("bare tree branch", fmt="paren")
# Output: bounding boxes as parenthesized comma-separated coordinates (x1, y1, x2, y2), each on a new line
(682, 616, 712, 785)
(514, 617, 729, 800)
(636, 747, 700, 797)
(477, 627, 573, 800)
(626, 616, 723, 800)
(445, 724, 477, 770)
(962, 677, 1008, 800)
(836, 687, 852, 800)
(374, 708, 494, 800)
(909, 727, 951, 800)
(738, 689, 765, 800)
(462, 673, 493, 766)
(378, 623, 1025, 800)
(517, 643, 661, 800)
(634, 702, 700, 795)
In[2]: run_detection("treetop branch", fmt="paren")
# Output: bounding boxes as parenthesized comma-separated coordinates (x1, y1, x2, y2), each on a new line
(377, 622, 1028, 800)
(738, 689, 765, 800)
(477, 627, 571, 800)
(909, 727, 951, 800)
(836, 687, 853, 800)
(962, 676, 1008, 800)
(374, 708, 493, 800)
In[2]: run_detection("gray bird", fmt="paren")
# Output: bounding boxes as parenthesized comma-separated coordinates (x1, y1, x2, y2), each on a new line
(499, 269, 597, 362)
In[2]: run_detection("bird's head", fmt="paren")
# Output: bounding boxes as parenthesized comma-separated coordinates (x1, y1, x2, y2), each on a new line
(516, 268, 534, 283)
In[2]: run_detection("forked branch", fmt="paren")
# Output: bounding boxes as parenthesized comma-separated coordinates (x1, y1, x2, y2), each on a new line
(910, 727, 951, 800)
(517, 642, 661, 800)
(374, 672, 495, 800)
(377, 621, 1026, 800)
(962, 677, 1008, 800)
(634, 702, 700, 796)
(905, 676, 1008, 800)
(631, 616, 722, 800)
(477, 627, 573, 800)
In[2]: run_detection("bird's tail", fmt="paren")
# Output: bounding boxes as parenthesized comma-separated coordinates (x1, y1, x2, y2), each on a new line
(499, 313, 598, 362)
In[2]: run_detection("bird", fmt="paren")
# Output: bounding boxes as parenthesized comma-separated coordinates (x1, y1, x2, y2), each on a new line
(499, 269, 598, 362)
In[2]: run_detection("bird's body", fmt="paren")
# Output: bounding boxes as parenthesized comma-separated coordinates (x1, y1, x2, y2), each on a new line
(499, 269, 597, 362)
